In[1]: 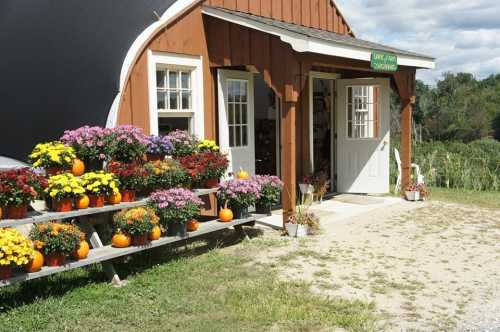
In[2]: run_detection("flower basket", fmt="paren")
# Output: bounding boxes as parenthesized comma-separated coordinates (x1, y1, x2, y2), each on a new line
(405, 191, 420, 201)
(6, 205, 29, 219)
(45, 173, 85, 211)
(30, 223, 84, 265)
(45, 253, 66, 267)
(108, 161, 147, 199)
(178, 151, 229, 188)
(81, 171, 120, 207)
(144, 159, 189, 190)
(132, 234, 149, 246)
(145, 135, 172, 161)
(29, 141, 76, 172)
(121, 190, 136, 203)
(254, 175, 283, 215)
(53, 198, 73, 212)
(232, 205, 249, 220)
(113, 207, 159, 246)
(166, 130, 200, 157)
(61, 126, 110, 166)
(255, 203, 272, 216)
(0, 228, 35, 277)
(103, 125, 149, 163)
(204, 178, 219, 189)
(217, 179, 261, 216)
(166, 221, 188, 238)
(299, 183, 313, 194)
(89, 194, 106, 208)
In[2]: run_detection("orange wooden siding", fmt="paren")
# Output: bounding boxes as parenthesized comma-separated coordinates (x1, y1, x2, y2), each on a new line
(203, 0, 353, 35)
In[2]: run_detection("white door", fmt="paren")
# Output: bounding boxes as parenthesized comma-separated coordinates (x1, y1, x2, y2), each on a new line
(336, 78, 390, 194)
(217, 69, 255, 176)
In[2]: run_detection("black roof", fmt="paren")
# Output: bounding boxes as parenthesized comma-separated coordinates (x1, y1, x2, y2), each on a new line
(0, 0, 176, 160)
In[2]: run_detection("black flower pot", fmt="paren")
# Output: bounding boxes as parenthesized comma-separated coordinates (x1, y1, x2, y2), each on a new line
(166, 221, 187, 238)
(255, 203, 272, 216)
(232, 206, 249, 220)
(84, 159, 103, 172)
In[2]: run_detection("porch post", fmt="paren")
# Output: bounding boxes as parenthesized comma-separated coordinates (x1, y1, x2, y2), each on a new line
(400, 98, 412, 193)
(281, 84, 297, 228)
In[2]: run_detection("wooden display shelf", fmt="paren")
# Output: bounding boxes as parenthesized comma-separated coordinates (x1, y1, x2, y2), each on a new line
(0, 188, 218, 228)
(0, 215, 256, 288)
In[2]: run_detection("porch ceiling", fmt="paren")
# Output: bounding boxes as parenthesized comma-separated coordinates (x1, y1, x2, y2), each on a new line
(202, 6, 435, 70)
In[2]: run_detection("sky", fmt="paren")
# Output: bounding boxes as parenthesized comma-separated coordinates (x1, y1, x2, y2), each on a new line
(335, 0, 500, 85)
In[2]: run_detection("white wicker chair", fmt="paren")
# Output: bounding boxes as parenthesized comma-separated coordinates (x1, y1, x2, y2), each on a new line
(394, 148, 424, 193)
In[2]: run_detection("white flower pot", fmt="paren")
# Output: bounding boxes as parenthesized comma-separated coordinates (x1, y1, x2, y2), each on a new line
(285, 223, 298, 237)
(296, 224, 309, 237)
(299, 183, 313, 194)
(405, 191, 420, 201)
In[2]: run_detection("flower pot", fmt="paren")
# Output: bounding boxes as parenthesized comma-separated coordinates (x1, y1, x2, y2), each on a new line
(132, 234, 150, 246)
(405, 191, 420, 201)
(6, 205, 28, 219)
(166, 221, 187, 238)
(121, 190, 136, 203)
(88, 194, 106, 208)
(45, 253, 66, 267)
(52, 198, 73, 212)
(296, 224, 309, 237)
(146, 153, 165, 162)
(0, 265, 12, 280)
(45, 167, 65, 177)
(84, 159, 103, 172)
(285, 223, 298, 237)
(255, 203, 272, 216)
(232, 206, 249, 220)
(299, 183, 313, 194)
(204, 178, 219, 189)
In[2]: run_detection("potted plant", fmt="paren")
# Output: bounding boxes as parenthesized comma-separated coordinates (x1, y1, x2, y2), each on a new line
(286, 208, 320, 237)
(217, 179, 261, 219)
(45, 173, 85, 212)
(113, 207, 160, 246)
(149, 189, 203, 238)
(0, 228, 35, 279)
(0, 168, 48, 219)
(166, 130, 199, 157)
(104, 125, 148, 163)
(144, 159, 189, 191)
(108, 161, 148, 202)
(29, 222, 84, 267)
(198, 139, 220, 152)
(81, 172, 120, 207)
(29, 141, 76, 176)
(253, 175, 283, 215)
(61, 125, 111, 170)
(178, 151, 229, 188)
(145, 135, 172, 161)
(312, 171, 330, 202)
(298, 175, 314, 195)
(405, 183, 421, 201)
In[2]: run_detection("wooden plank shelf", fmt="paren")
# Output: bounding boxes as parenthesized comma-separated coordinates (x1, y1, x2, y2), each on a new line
(0, 188, 218, 228)
(0, 215, 257, 288)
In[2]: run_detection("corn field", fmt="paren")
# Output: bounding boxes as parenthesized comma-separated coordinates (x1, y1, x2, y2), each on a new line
(391, 139, 500, 191)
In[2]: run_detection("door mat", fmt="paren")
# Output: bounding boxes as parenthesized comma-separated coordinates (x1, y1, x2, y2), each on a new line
(333, 195, 384, 205)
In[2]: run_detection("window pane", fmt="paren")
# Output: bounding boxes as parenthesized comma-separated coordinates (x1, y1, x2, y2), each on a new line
(156, 70, 165, 88)
(348, 121, 352, 137)
(169, 91, 178, 110)
(242, 125, 248, 146)
(157, 92, 166, 109)
(228, 83, 235, 102)
(241, 104, 247, 124)
(235, 126, 241, 146)
(240, 82, 247, 102)
(158, 117, 190, 135)
(181, 72, 190, 89)
(234, 104, 241, 125)
(169, 71, 178, 89)
(229, 126, 235, 147)
(181, 91, 191, 110)
(228, 104, 234, 125)
(233, 83, 240, 103)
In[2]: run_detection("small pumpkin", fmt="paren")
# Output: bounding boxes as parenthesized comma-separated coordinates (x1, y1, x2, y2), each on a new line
(108, 192, 122, 205)
(112, 233, 132, 248)
(236, 169, 250, 180)
(0, 206, 3, 219)
(219, 203, 234, 223)
(24, 250, 44, 273)
(73, 240, 90, 260)
(149, 226, 162, 241)
(76, 194, 90, 209)
(72, 159, 86, 176)
(187, 219, 199, 232)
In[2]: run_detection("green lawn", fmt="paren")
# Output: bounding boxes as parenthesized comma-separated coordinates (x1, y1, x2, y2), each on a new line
(0, 233, 378, 332)
(428, 187, 500, 209)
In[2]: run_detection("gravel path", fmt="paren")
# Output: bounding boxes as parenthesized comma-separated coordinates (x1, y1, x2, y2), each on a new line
(253, 199, 500, 331)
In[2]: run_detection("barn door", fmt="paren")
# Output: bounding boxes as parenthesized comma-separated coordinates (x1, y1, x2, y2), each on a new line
(336, 78, 390, 193)
(217, 69, 255, 176)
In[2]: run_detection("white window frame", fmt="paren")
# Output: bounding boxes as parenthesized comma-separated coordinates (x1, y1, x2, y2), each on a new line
(346, 84, 379, 140)
(148, 51, 204, 138)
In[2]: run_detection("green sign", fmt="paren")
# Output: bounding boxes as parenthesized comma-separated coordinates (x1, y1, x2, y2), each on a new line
(371, 52, 398, 72)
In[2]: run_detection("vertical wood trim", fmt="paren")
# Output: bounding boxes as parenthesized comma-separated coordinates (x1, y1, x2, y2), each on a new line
(373, 86, 380, 138)
(400, 99, 412, 193)
(327, 2, 333, 31)
(271, 0, 282, 20)
(311, 0, 320, 29)
(319, 0, 327, 30)
(301, 0, 311, 28)
(129, 51, 150, 134)
(283, 0, 293, 23)
(261, 0, 271, 17)
(249, 0, 260, 14)
(292, 0, 301, 25)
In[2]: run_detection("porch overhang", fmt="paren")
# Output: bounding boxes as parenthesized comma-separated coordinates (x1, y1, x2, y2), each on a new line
(202, 6, 435, 70)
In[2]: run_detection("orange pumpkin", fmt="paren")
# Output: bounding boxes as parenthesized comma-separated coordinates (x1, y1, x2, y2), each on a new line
(187, 219, 199, 232)
(72, 159, 85, 176)
(73, 240, 90, 260)
(149, 226, 162, 241)
(108, 192, 122, 205)
(24, 250, 44, 273)
(76, 195, 90, 209)
(219, 208, 234, 222)
(112, 233, 132, 248)
(0, 206, 3, 219)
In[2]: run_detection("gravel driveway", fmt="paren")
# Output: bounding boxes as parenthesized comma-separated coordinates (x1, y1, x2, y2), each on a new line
(253, 199, 500, 331)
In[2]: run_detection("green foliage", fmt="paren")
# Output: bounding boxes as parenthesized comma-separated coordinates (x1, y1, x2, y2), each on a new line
(391, 139, 500, 191)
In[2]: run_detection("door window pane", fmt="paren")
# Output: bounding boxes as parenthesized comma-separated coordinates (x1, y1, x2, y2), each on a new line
(347, 86, 379, 139)
(227, 80, 249, 147)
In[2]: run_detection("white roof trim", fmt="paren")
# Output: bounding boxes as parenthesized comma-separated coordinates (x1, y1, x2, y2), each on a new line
(202, 6, 435, 70)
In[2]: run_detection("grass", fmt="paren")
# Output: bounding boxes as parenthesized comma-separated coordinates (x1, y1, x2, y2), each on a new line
(428, 187, 500, 209)
(0, 234, 379, 332)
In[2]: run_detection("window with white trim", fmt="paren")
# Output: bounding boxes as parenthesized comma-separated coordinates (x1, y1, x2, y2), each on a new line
(227, 79, 249, 147)
(347, 86, 380, 139)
